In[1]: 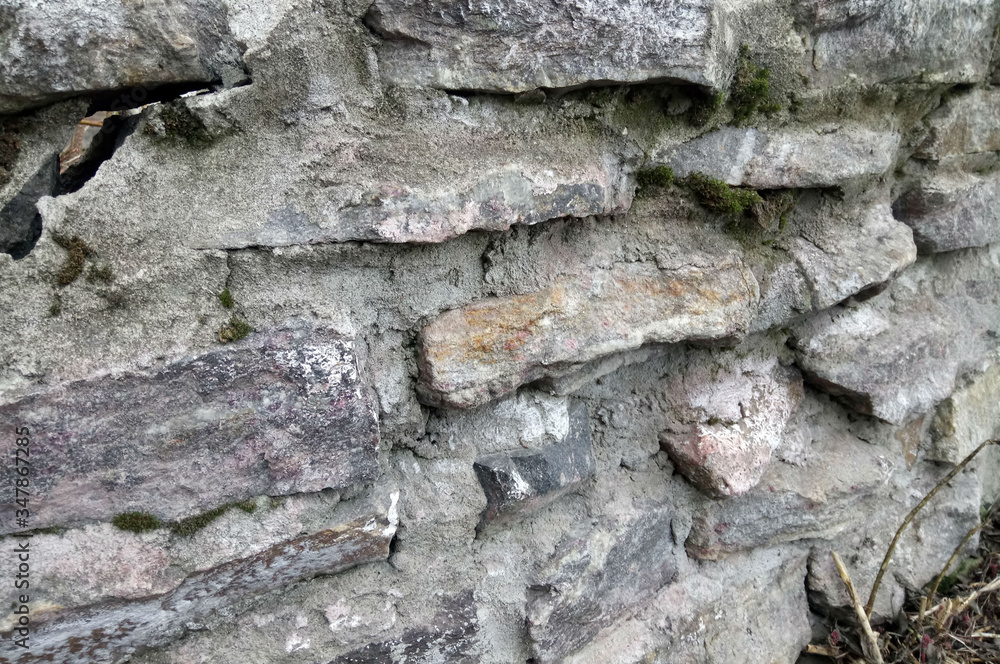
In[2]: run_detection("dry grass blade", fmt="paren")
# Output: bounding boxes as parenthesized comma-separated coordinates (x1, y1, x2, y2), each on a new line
(865, 439, 998, 618)
(833, 551, 885, 664)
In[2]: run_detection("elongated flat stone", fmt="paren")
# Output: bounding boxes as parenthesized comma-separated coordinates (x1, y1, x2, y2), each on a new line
(418, 259, 759, 408)
(365, 0, 735, 92)
(474, 400, 594, 531)
(893, 171, 1000, 253)
(0, 0, 245, 114)
(663, 126, 899, 188)
(527, 508, 678, 663)
(0, 492, 398, 664)
(0, 325, 379, 534)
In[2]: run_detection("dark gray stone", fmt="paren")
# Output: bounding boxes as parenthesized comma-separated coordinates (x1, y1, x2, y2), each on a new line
(893, 171, 1000, 253)
(526, 508, 678, 663)
(0, 324, 380, 534)
(0, 154, 58, 259)
(327, 590, 478, 664)
(0, 494, 398, 664)
(474, 400, 594, 532)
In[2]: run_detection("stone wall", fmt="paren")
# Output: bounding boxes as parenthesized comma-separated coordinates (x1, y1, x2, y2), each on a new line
(1, 1, 1000, 662)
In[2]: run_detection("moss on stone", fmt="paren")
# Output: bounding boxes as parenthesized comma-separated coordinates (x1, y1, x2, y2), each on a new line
(730, 45, 781, 125)
(169, 498, 259, 536)
(682, 172, 763, 217)
(218, 314, 252, 343)
(52, 234, 94, 286)
(86, 264, 114, 284)
(635, 166, 675, 197)
(218, 288, 235, 309)
(153, 103, 214, 147)
(689, 90, 725, 127)
(112, 511, 162, 533)
(48, 294, 62, 317)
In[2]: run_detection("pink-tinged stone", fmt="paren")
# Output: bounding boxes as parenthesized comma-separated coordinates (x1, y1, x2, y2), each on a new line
(0, 492, 398, 664)
(0, 324, 379, 534)
(893, 170, 1000, 253)
(660, 355, 803, 498)
(418, 259, 759, 409)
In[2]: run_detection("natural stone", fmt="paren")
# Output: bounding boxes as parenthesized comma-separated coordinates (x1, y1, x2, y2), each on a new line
(803, 0, 997, 88)
(660, 355, 804, 498)
(662, 125, 899, 188)
(0, 154, 58, 259)
(327, 590, 478, 664)
(791, 246, 1000, 424)
(365, 0, 735, 92)
(526, 507, 678, 663)
(0, 491, 398, 664)
(686, 433, 892, 560)
(931, 361, 1000, 463)
(893, 170, 1000, 253)
(0, 0, 246, 114)
(915, 88, 1000, 160)
(0, 325, 379, 533)
(418, 257, 759, 408)
(474, 399, 594, 531)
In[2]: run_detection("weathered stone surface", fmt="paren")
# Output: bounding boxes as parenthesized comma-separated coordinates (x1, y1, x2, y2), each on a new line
(893, 170, 1000, 253)
(560, 546, 811, 664)
(0, 325, 379, 534)
(791, 247, 1000, 424)
(418, 258, 758, 409)
(915, 88, 1000, 160)
(803, 0, 997, 88)
(808, 469, 981, 621)
(365, 0, 735, 93)
(663, 126, 899, 188)
(327, 590, 478, 664)
(0, 491, 398, 664)
(931, 361, 1000, 463)
(527, 508, 678, 663)
(474, 399, 594, 531)
(0, 0, 246, 114)
(786, 192, 916, 311)
(660, 355, 803, 498)
(687, 433, 892, 560)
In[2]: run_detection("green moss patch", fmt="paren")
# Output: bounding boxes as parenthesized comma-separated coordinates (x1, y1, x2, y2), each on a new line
(689, 91, 724, 127)
(170, 499, 259, 536)
(112, 511, 162, 533)
(218, 288, 234, 309)
(52, 234, 94, 286)
(218, 314, 253, 343)
(635, 166, 675, 197)
(682, 172, 763, 216)
(730, 45, 781, 125)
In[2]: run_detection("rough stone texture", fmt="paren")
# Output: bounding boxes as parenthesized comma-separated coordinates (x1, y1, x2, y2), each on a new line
(931, 361, 1000, 463)
(893, 170, 1000, 253)
(808, 469, 981, 621)
(915, 88, 1000, 160)
(327, 590, 478, 664)
(418, 257, 758, 408)
(660, 354, 803, 498)
(526, 507, 678, 663)
(663, 125, 899, 188)
(686, 430, 893, 560)
(0, 325, 379, 533)
(0, 491, 398, 664)
(365, 0, 735, 92)
(474, 399, 594, 531)
(0, 0, 246, 114)
(2, 1, 1000, 663)
(791, 246, 1000, 425)
(803, 0, 998, 88)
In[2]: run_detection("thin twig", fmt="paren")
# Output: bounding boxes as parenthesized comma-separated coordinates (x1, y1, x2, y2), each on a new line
(866, 439, 998, 618)
(925, 493, 1000, 618)
(833, 551, 885, 664)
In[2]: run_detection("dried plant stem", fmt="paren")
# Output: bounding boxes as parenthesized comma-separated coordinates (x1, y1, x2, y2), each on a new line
(833, 551, 885, 664)
(865, 439, 997, 618)
(923, 493, 1000, 620)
